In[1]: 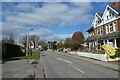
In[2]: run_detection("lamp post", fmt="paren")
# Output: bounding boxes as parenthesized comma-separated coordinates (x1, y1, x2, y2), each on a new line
(96, 24, 98, 54)
(26, 28, 34, 56)
(17, 29, 20, 45)
(33, 34, 37, 49)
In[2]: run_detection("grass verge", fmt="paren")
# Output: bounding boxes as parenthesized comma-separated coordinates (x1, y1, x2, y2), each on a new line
(13, 50, 39, 59)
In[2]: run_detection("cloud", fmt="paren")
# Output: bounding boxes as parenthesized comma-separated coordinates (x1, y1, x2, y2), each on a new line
(2, 21, 53, 39)
(15, 3, 35, 12)
(2, 2, 93, 41)
(2, 22, 22, 35)
(1, 0, 120, 2)
(4, 2, 93, 27)
(41, 34, 72, 41)
(30, 28, 53, 37)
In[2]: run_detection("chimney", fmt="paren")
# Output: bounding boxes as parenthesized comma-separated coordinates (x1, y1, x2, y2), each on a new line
(111, 2, 120, 7)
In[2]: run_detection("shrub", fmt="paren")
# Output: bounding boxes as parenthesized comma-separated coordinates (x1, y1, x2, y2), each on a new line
(101, 45, 120, 60)
(110, 49, 120, 58)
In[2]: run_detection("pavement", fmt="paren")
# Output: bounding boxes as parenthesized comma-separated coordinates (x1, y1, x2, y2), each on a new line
(36, 51, 119, 78)
(2, 59, 37, 79)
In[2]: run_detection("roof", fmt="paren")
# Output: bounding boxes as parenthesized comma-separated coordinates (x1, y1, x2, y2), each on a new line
(109, 5, 120, 14)
(86, 31, 120, 42)
(97, 13, 103, 18)
(86, 27, 94, 32)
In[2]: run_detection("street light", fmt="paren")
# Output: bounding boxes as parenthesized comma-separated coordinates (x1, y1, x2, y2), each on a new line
(26, 28, 34, 56)
(34, 34, 38, 49)
(17, 29, 20, 45)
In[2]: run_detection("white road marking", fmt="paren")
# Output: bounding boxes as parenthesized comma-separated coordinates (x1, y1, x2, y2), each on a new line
(68, 64, 85, 74)
(45, 52, 49, 54)
(56, 58, 72, 64)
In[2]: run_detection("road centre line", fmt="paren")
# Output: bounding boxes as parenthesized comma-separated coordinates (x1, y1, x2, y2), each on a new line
(45, 52, 49, 54)
(56, 58, 72, 64)
(68, 64, 85, 74)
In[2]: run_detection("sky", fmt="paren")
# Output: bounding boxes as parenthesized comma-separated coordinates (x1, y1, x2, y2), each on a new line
(1, 1, 112, 42)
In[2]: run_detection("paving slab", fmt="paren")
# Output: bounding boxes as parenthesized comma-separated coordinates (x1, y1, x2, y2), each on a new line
(2, 59, 36, 78)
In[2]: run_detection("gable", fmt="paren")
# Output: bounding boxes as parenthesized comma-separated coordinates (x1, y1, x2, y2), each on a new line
(102, 5, 119, 22)
(102, 5, 119, 19)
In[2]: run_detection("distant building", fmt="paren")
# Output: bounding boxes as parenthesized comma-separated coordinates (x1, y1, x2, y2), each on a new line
(86, 2, 120, 50)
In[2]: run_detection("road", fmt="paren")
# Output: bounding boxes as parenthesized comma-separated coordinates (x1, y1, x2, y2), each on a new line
(40, 51, 118, 78)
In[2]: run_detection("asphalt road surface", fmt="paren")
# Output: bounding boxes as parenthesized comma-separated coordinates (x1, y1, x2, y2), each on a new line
(40, 51, 118, 78)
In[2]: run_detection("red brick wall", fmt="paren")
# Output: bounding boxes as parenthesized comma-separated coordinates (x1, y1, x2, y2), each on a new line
(112, 2, 120, 7)
(117, 19, 120, 31)
(103, 25, 106, 34)
(117, 38, 120, 48)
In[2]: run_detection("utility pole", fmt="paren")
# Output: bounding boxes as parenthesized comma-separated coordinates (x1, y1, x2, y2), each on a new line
(17, 29, 20, 45)
(26, 31, 29, 56)
(26, 29, 34, 56)
(34, 34, 37, 49)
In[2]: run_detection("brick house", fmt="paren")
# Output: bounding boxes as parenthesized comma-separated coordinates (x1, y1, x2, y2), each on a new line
(86, 2, 120, 50)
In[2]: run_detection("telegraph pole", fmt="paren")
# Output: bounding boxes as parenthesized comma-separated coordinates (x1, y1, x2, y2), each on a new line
(26, 29, 34, 56)
(17, 29, 20, 45)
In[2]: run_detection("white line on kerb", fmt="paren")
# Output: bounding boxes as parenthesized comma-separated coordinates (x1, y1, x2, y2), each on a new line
(68, 64, 85, 74)
(56, 58, 72, 64)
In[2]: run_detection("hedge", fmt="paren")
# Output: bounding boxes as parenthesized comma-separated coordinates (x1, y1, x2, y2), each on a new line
(2, 43, 21, 59)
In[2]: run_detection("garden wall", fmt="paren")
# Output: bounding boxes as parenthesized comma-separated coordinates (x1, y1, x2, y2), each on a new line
(77, 52, 120, 61)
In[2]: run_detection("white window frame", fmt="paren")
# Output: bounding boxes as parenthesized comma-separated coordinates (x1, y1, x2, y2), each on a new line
(106, 25, 109, 34)
(109, 23, 113, 33)
(100, 27, 103, 35)
(113, 22, 117, 32)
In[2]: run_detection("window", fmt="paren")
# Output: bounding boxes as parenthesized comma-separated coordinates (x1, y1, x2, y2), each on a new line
(98, 28, 100, 35)
(100, 27, 103, 35)
(105, 40, 107, 44)
(109, 11, 114, 19)
(96, 21, 98, 24)
(113, 22, 117, 32)
(109, 12, 112, 17)
(109, 23, 113, 33)
(98, 20, 101, 24)
(112, 13, 114, 17)
(107, 16, 109, 20)
(106, 25, 109, 34)
(109, 39, 114, 47)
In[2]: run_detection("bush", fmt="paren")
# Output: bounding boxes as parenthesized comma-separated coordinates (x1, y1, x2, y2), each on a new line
(110, 49, 120, 58)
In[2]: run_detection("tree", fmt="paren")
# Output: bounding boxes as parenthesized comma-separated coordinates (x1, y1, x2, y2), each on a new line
(21, 35, 39, 49)
(71, 31, 84, 51)
(57, 40, 63, 49)
(64, 37, 71, 48)
(21, 35, 27, 48)
(50, 41, 57, 50)
(30, 35, 39, 48)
